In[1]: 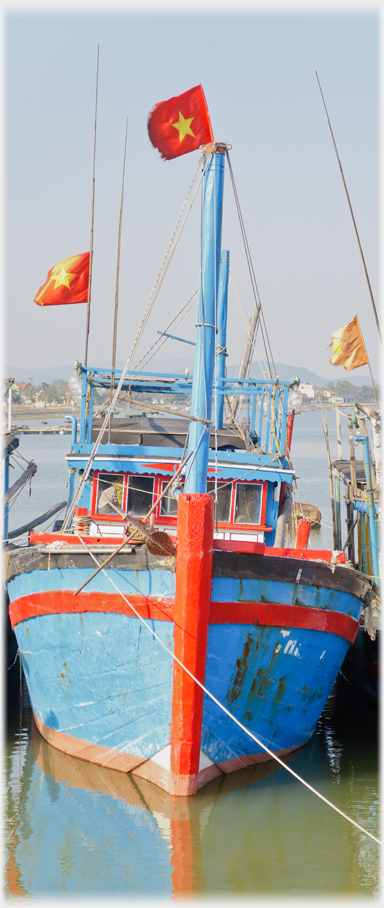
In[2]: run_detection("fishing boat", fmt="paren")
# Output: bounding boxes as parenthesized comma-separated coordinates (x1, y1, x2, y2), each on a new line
(316, 75, 381, 708)
(3, 380, 66, 669)
(5, 101, 374, 795)
(327, 404, 380, 704)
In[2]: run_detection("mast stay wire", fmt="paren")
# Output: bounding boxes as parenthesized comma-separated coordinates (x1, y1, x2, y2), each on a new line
(135, 289, 199, 371)
(93, 292, 199, 417)
(131, 159, 205, 370)
(315, 71, 381, 344)
(229, 267, 250, 328)
(144, 298, 198, 371)
(226, 150, 277, 379)
(229, 267, 274, 396)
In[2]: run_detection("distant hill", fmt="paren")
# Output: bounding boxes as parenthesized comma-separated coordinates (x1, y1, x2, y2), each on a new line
(5, 359, 376, 388)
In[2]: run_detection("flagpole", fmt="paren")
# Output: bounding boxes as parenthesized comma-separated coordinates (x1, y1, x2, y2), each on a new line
(357, 318, 380, 411)
(108, 117, 128, 443)
(111, 117, 128, 373)
(316, 72, 381, 344)
(84, 46, 99, 367)
(366, 356, 380, 411)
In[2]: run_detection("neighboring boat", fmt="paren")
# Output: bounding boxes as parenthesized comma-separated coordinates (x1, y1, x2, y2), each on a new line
(329, 405, 380, 704)
(3, 382, 68, 669)
(5, 138, 373, 796)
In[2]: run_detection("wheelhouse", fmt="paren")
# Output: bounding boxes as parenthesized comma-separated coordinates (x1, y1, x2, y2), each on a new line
(61, 365, 296, 547)
(89, 467, 270, 541)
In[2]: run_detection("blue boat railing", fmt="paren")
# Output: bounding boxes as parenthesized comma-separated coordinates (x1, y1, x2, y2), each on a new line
(77, 366, 294, 458)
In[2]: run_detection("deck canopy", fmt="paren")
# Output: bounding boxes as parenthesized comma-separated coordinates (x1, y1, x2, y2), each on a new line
(91, 416, 262, 451)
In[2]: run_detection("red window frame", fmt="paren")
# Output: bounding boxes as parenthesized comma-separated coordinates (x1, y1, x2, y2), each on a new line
(90, 470, 270, 531)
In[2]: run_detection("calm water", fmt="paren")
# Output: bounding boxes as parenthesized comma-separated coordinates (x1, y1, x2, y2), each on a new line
(4, 410, 380, 900)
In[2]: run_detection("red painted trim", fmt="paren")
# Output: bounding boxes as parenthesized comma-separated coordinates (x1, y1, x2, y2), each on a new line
(260, 480, 268, 526)
(155, 516, 273, 533)
(29, 531, 127, 545)
(265, 547, 346, 563)
(90, 472, 98, 512)
(170, 493, 214, 795)
(138, 463, 179, 472)
(295, 519, 311, 549)
(213, 539, 266, 555)
(209, 601, 359, 643)
(9, 591, 174, 630)
(232, 479, 267, 527)
(10, 589, 357, 644)
(92, 470, 129, 513)
(229, 480, 236, 523)
(285, 411, 295, 456)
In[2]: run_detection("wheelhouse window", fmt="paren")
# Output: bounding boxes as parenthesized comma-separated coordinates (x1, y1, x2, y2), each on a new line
(207, 481, 231, 522)
(97, 473, 124, 514)
(127, 476, 154, 516)
(234, 483, 262, 524)
(160, 481, 178, 517)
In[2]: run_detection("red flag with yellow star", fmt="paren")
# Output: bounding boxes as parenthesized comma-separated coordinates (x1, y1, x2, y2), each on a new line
(148, 84, 214, 161)
(34, 252, 90, 306)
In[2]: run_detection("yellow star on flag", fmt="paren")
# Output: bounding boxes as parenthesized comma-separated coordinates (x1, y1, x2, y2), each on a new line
(172, 111, 195, 143)
(52, 267, 75, 290)
(332, 339, 343, 357)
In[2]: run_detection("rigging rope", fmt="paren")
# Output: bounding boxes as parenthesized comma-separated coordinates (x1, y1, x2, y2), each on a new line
(134, 289, 198, 371)
(75, 533, 380, 847)
(130, 159, 205, 370)
(61, 158, 204, 531)
(226, 150, 276, 379)
(229, 266, 250, 327)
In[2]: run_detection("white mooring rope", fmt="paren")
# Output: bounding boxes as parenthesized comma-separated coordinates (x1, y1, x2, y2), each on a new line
(75, 534, 380, 845)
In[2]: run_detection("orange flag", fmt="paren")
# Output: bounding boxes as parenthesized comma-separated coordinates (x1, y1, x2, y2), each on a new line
(34, 252, 90, 306)
(328, 315, 368, 371)
(148, 84, 214, 161)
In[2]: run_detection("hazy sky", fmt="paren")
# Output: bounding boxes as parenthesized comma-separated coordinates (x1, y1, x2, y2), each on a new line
(4, 1, 380, 381)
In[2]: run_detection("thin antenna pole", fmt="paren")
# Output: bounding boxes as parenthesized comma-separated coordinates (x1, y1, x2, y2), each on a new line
(315, 72, 381, 344)
(84, 46, 99, 367)
(366, 357, 380, 411)
(112, 118, 128, 371)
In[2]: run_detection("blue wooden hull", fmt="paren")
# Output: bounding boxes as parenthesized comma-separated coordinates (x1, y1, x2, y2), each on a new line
(7, 545, 370, 791)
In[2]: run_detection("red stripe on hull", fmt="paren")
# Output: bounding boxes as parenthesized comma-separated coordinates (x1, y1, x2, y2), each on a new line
(209, 601, 359, 643)
(9, 591, 174, 630)
(10, 592, 358, 643)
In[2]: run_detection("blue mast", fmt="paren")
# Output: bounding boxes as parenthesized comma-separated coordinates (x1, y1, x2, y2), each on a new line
(215, 249, 230, 430)
(184, 145, 226, 493)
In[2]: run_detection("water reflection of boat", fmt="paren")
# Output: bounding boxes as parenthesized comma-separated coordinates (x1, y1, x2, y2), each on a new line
(3, 702, 377, 899)
(29, 718, 295, 898)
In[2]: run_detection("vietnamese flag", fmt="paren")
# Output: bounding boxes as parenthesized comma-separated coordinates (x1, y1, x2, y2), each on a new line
(148, 84, 214, 161)
(34, 252, 90, 307)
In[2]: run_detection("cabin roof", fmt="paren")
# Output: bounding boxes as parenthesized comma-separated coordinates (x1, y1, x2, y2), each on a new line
(91, 415, 261, 451)
(331, 459, 372, 486)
